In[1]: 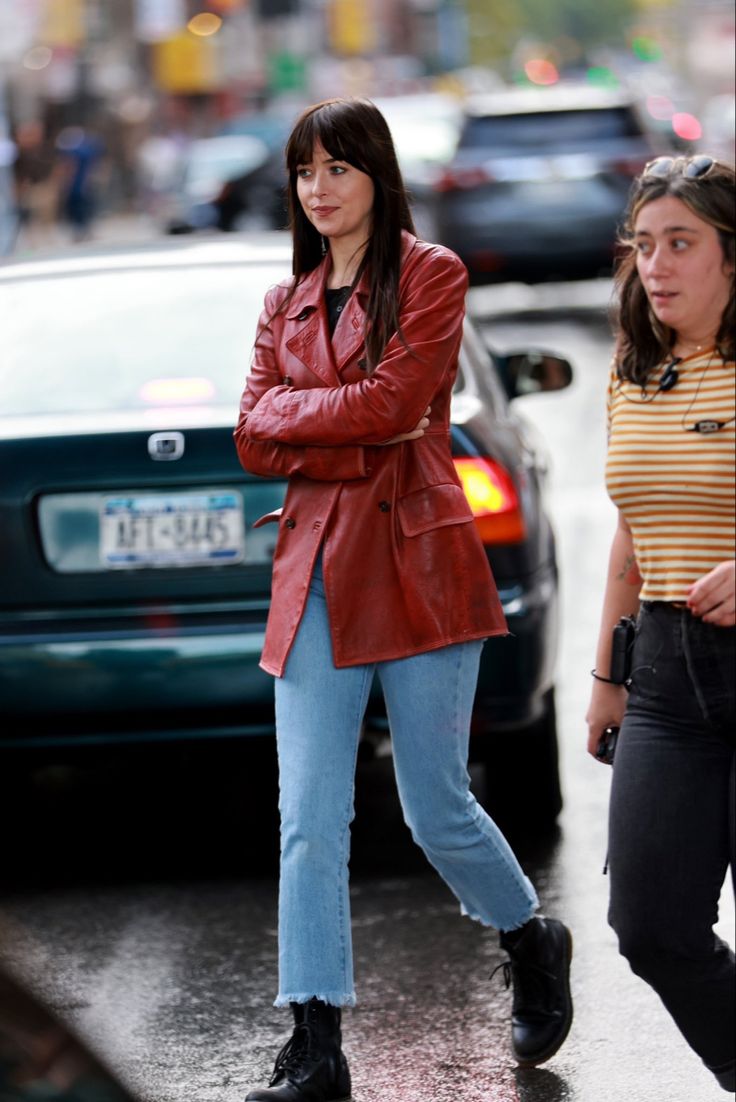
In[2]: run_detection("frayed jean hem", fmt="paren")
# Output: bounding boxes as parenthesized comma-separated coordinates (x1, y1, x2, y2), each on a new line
(274, 991, 357, 1009)
(460, 900, 538, 930)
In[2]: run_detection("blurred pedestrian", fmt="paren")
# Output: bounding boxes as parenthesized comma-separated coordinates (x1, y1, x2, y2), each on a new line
(235, 97, 573, 1102)
(586, 155, 735, 1093)
(12, 121, 60, 250)
(135, 130, 187, 217)
(55, 126, 105, 242)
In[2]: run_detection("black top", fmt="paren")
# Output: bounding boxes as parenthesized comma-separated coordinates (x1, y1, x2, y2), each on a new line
(325, 286, 352, 336)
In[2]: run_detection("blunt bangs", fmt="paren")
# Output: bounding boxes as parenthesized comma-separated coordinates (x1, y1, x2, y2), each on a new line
(286, 101, 371, 177)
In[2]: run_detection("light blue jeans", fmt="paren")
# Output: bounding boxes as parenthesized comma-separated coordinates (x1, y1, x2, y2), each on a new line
(273, 553, 538, 1007)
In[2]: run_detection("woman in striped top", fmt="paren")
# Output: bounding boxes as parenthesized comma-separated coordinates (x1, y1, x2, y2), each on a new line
(586, 155, 735, 1094)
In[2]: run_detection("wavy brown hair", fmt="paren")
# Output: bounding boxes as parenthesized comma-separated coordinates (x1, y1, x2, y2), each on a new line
(265, 98, 417, 372)
(613, 158, 735, 385)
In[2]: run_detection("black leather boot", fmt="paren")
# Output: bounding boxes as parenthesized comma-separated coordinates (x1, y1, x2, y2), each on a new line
(497, 916, 573, 1067)
(710, 1060, 735, 1093)
(245, 998, 352, 1102)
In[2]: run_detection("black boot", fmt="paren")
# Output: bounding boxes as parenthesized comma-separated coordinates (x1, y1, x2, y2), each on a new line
(496, 916, 573, 1067)
(709, 1060, 735, 1093)
(245, 998, 351, 1102)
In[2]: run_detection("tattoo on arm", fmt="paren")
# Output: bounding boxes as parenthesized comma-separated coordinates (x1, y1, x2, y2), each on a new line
(616, 553, 642, 586)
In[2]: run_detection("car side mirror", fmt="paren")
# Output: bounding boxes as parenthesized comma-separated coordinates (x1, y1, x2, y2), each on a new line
(500, 351, 573, 399)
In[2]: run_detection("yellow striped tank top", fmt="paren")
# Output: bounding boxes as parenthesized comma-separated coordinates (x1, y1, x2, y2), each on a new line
(606, 348, 735, 602)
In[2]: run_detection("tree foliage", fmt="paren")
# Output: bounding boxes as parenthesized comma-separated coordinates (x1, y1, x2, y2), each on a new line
(463, 0, 637, 68)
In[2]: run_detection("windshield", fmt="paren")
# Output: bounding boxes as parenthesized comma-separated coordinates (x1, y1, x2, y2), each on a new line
(460, 108, 642, 152)
(0, 262, 286, 418)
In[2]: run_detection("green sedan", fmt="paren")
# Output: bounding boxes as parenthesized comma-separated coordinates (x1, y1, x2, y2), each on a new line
(0, 236, 571, 828)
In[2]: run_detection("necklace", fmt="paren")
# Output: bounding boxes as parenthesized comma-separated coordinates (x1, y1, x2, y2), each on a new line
(675, 338, 714, 358)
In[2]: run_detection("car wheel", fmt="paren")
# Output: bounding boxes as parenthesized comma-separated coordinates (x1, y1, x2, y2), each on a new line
(165, 220, 193, 235)
(477, 688, 563, 834)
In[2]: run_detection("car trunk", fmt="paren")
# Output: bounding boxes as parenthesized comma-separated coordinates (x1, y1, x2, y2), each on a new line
(0, 420, 285, 736)
(0, 423, 282, 608)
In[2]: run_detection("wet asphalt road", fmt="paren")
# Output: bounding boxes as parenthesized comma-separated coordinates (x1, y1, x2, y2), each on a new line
(0, 278, 733, 1102)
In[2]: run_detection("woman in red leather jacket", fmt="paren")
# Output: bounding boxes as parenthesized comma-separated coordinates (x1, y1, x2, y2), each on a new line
(235, 98, 573, 1102)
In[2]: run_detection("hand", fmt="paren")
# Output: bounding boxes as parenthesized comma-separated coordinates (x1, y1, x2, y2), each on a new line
(585, 681, 627, 761)
(686, 560, 736, 627)
(377, 407, 431, 446)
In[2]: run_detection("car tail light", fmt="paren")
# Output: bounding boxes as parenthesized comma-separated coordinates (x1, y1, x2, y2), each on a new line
(468, 250, 506, 273)
(454, 457, 526, 544)
(610, 156, 648, 177)
(434, 165, 495, 192)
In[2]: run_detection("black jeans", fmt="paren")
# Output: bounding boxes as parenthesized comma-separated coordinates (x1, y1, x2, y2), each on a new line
(608, 601, 735, 1079)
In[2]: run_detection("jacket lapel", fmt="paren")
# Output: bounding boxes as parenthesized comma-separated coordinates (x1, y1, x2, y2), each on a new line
(284, 261, 340, 387)
(283, 232, 418, 384)
(334, 286, 368, 375)
(333, 232, 418, 374)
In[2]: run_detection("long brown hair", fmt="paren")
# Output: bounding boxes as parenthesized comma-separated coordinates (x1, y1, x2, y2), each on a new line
(275, 98, 417, 371)
(613, 158, 735, 385)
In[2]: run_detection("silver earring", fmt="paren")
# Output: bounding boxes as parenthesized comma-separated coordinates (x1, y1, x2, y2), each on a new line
(321, 236, 327, 257)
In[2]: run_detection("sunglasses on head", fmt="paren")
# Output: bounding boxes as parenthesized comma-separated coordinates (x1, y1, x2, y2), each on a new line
(642, 155, 715, 180)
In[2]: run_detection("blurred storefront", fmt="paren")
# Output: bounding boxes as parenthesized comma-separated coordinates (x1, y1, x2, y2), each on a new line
(3, 1, 459, 134)
(0, 0, 466, 244)
(0, 0, 733, 249)
(1, 2, 455, 209)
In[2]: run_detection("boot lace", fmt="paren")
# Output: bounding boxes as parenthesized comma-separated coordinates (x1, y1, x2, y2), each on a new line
(490, 960, 513, 989)
(269, 1023, 317, 1086)
(490, 957, 557, 1013)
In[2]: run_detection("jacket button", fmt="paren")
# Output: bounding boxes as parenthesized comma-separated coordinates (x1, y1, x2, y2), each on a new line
(283, 375, 294, 386)
(313, 521, 322, 530)
(285, 516, 296, 529)
(378, 500, 391, 512)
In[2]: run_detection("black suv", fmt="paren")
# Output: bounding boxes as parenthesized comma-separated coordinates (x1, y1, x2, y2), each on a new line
(434, 84, 665, 283)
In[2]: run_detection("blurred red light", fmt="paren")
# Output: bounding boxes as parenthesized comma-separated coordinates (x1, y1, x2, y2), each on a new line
(434, 166, 495, 192)
(672, 112, 702, 141)
(524, 59, 559, 86)
(611, 156, 648, 177)
(469, 250, 506, 273)
(453, 457, 525, 544)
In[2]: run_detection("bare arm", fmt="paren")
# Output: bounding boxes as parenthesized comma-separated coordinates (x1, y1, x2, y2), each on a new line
(585, 510, 642, 759)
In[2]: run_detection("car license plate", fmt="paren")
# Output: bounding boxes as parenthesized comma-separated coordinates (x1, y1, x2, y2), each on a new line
(100, 491, 244, 569)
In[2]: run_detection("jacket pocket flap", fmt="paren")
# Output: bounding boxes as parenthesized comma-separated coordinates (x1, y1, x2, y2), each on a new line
(397, 484, 473, 538)
(253, 507, 283, 529)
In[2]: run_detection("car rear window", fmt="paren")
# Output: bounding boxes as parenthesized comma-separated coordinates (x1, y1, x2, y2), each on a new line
(459, 107, 642, 153)
(0, 262, 286, 418)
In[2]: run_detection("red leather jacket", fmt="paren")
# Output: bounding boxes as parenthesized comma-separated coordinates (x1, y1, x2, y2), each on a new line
(234, 232, 506, 676)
